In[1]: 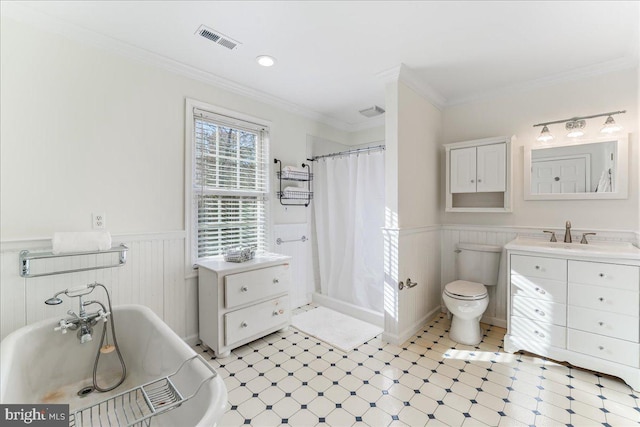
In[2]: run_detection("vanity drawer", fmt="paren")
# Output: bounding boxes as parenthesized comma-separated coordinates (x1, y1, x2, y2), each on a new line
(511, 255, 566, 281)
(224, 296, 289, 346)
(569, 261, 639, 291)
(511, 274, 566, 303)
(225, 264, 291, 309)
(568, 305, 639, 342)
(568, 329, 639, 367)
(512, 295, 566, 326)
(568, 283, 639, 317)
(510, 315, 566, 348)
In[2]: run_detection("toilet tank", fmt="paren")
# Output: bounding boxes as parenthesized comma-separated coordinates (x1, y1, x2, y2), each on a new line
(456, 243, 502, 286)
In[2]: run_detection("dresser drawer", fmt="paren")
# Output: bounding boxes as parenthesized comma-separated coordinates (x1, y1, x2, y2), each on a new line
(510, 315, 566, 348)
(568, 283, 639, 317)
(225, 264, 291, 308)
(568, 329, 639, 367)
(512, 295, 566, 326)
(511, 255, 566, 281)
(224, 296, 289, 346)
(511, 274, 566, 303)
(568, 305, 639, 342)
(569, 261, 639, 291)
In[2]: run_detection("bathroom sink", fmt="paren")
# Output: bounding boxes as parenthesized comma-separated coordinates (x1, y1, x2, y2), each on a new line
(505, 237, 640, 260)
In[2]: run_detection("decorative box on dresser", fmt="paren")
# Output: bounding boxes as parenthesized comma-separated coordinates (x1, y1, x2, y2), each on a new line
(504, 237, 640, 391)
(197, 254, 292, 357)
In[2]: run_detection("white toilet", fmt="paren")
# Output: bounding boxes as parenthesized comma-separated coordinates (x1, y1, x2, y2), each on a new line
(442, 243, 502, 345)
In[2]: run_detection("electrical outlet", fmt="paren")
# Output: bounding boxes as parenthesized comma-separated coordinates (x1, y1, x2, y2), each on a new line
(92, 213, 106, 230)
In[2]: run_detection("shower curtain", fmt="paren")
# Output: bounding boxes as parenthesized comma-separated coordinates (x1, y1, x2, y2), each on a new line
(313, 150, 385, 313)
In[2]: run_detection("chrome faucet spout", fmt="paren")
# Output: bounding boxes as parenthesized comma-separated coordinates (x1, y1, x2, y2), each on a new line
(564, 221, 572, 243)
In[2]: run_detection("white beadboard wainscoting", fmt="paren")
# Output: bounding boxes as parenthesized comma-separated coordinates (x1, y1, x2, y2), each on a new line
(0, 232, 186, 341)
(272, 223, 313, 309)
(383, 226, 442, 345)
(440, 224, 639, 328)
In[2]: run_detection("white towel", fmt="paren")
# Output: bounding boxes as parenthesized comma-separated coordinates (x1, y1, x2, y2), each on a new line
(282, 165, 305, 173)
(52, 232, 112, 254)
(282, 186, 306, 194)
(281, 165, 309, 180)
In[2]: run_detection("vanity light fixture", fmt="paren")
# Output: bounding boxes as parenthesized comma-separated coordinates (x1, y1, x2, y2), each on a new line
(256, 55, 276, 67)
(533, 110, 625, 142)
(536, 125, 554, 143)
(600, 115, 623, 134)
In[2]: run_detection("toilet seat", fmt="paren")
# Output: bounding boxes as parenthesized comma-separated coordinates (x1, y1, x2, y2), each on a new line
(444, 280, 488, 301)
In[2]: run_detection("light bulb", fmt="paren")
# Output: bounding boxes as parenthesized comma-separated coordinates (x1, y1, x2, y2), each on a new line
(600, 116, 622, 134)
(536, 125, 554, 143)
(565, 120, 585, 138)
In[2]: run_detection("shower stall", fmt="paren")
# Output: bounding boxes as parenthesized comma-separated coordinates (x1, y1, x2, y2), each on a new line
(310, 143, 385, 327)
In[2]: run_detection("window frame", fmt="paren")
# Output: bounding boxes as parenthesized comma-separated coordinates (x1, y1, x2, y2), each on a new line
(185, 98, 272, 272)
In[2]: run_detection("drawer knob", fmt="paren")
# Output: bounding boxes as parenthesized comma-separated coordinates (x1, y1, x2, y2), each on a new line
(241, 322, 248, 328)
(534, 287, 546, 295)
(241, 286, 248, 292)
(533, 330, 545, 338)
(534, 309, 545, 316)
(598, 321, 604, 326)
(535, 265, 541, 270)
(599, 273, 605, 278)
(598, 297, 605, 302)
(273, 278, 279, 284)
(598, 346, 604, 350)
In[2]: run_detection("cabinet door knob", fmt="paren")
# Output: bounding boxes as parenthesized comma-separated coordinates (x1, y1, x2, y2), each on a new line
(470, 179, 475, 183)
(241, 322, 248, 328)
(241, 286, 248, 292)
(273, 278, 279, 284)
(478, 179, 482, 183)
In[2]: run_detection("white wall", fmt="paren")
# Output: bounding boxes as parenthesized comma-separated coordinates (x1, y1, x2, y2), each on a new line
(383, 80, 442, 344)
(441, 68, 639, 231)
(0, 16, 349, 241)
(0, 16, 350, 340)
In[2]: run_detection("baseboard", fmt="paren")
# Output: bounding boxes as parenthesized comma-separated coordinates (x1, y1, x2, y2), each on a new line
(382, 305, 442, 346)
(184, 334, 200, 347)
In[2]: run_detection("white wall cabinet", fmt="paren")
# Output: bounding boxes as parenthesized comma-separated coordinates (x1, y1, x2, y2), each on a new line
(504, 248, 640, 391)
(197, 254, 292, 357)
(445, 136, 512, 212)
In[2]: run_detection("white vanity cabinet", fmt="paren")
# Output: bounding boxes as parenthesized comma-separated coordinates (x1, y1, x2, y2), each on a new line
(197, 254, 292, 357)
(505, 242, 640, 391)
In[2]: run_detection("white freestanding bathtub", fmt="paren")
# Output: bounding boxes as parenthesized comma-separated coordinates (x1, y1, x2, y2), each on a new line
(0, 304, 227, 426)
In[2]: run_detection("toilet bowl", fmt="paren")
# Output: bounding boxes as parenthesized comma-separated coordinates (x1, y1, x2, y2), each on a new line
(442, 243, 502, 345)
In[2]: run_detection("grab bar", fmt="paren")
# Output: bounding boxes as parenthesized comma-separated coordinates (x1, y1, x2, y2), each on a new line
(19, 244, 128, 278)
(276, 236, 307, 245)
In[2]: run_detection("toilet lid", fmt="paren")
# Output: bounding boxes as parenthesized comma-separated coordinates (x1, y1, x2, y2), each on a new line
(444, 280, 488, 300)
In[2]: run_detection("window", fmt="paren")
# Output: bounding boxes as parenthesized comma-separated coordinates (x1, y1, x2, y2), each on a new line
(188, 102, 269, 264)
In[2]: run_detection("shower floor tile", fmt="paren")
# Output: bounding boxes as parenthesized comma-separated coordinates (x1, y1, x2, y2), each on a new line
(196, 305, 640, 427)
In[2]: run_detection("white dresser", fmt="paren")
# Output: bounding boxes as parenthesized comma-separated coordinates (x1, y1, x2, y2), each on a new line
(504, 237, 640, 391)
(197, 254, 292, 357)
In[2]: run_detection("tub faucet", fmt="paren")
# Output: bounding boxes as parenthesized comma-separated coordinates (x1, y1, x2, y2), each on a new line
(564, 221, 572, 243)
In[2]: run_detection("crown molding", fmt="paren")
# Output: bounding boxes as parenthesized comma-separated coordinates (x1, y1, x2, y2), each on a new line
(377, 64, 447, 110)
(0, 2, 380, 133)
(446, 56, 639, 107)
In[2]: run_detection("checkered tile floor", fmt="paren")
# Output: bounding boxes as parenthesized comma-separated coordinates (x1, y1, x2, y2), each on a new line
(195, 305, 640, 426)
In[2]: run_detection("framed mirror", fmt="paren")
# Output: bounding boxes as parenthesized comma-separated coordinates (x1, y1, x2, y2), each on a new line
(524, 135, 628, 200)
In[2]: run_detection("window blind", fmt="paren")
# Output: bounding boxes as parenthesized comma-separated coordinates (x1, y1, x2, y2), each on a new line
(193, 109, 269, 259)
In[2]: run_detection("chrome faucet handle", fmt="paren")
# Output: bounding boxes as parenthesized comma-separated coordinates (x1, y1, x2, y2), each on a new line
(580, 232, 596, 244)
(543, 230, 557, 242)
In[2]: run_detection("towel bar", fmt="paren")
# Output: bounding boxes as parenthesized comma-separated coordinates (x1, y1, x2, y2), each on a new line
(19, 244, 128, 278)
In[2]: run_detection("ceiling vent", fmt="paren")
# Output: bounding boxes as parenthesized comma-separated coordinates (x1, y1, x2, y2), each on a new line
(359, 105, 385, 118)
(195, 25, 241, 50)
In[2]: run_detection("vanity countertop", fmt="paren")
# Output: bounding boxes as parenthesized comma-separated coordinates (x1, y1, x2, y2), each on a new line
(505, 236, 640, 260)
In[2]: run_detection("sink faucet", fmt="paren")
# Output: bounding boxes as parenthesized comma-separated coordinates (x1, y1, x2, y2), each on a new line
(564, 221, 572, 243)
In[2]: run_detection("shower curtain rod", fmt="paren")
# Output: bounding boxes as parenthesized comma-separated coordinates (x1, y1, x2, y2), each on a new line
(309, 144, 385, 161)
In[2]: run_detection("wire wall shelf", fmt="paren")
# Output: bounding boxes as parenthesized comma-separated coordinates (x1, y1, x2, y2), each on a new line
(69, 355, 217, 427)
(274, 159, 313, 207)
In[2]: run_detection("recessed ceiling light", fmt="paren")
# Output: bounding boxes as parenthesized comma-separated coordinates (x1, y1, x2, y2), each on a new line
(256, 55, 276, 67)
